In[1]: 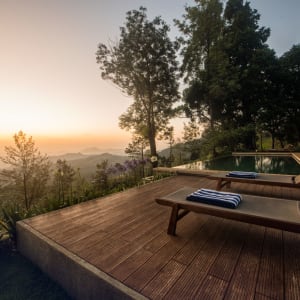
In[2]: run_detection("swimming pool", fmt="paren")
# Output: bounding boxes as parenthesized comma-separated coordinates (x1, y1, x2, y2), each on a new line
(175, 154, 300, 175)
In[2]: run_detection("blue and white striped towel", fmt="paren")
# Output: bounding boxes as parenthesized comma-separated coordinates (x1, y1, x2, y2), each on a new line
(226, 171, 257, 179)
(186, 188, 242, 209)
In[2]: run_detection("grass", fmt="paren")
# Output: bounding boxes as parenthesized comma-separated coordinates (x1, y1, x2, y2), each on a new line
(0, 239, 71, 300)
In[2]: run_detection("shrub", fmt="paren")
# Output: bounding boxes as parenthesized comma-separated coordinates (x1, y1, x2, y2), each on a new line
(0, 200, 45, 245)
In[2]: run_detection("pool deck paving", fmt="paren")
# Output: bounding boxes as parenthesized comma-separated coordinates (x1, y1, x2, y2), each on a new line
(17, 173, 300, 299)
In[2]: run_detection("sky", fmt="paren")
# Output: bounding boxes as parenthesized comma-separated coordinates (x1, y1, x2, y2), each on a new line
(1, 0, 300, 155)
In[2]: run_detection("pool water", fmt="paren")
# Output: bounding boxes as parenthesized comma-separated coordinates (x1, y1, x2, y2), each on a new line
(177, 155, 300, 175)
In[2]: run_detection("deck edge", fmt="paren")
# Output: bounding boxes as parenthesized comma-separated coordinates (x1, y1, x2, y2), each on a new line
(16, 221, 148, 300)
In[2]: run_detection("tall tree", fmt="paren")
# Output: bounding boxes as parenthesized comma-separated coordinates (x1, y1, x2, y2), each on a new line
(176, 0, 225, 128)
(279, 44, 300, 144)
(0, 131, 51, 210)
(182, 120, 202, 160)
(93, 160, 109, 194)
(125, 133, 148, 160)
(256, 48, 286, 149)
(52, 159, 75, 204)
(222, 0, 270, 149)
(96, 7, 180, 160)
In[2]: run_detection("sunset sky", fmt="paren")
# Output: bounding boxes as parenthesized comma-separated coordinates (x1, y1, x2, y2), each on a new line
(1, 0, 300, 154)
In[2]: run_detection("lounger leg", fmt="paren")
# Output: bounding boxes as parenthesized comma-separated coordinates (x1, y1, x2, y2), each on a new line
(167, 204, 179, 235)
(217, 179, 231, 190)
(217, 179, 222, 190)
(167, 205, 190, 235)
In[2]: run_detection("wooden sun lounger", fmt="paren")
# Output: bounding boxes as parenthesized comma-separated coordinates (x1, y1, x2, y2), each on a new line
(156, 187, 300, 236)
(209, 172, 300, 190)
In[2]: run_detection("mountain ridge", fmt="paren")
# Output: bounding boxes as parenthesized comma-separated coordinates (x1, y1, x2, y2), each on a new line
(49, 152, 128, 178)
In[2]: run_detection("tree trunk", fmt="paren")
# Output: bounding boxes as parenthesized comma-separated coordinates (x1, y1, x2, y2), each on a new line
(271, 135, 275, 149)
(149, 133, 157, 156)
(23, 174, 29, 210)
(148, 129, 157, 167)
(148, 105, 158, 167)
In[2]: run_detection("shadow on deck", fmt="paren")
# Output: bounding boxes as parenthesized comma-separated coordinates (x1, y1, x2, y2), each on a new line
(17, 174, 300, 299)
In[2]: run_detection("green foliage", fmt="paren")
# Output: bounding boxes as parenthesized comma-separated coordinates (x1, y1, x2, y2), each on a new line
(0, 154, 155, 245)
(93, 160, 110, 195)
(96, 7, 180, 156)
(176, 0, 225, 128)
(159, 142, 192, 166)
(125, 134, 149, 159)
(0, 202, 37, 243)
(92, 158, 153, 195)
(220, 0, 271, 142)
(176, 0, 224, 81)
(176, 0, 300, 150)
(52, 159, 76, 206)
(0, 131, 51, 210)
(200, 125, 256, 158)
(279, 44, 300, 145)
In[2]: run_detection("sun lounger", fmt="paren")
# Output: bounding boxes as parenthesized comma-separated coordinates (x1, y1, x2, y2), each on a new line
(156, 187, 300, 235)
(209, 171, 300, 190)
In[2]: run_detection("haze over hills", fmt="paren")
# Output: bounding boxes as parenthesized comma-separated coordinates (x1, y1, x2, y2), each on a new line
(0, 144, 173, 178)
(80, 147, 126, 156)
(49, 152, 128, 179)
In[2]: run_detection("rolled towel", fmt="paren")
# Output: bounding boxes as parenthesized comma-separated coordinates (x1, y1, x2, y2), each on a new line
(186, 188, 242, 209)
(226, 171, 257, 179)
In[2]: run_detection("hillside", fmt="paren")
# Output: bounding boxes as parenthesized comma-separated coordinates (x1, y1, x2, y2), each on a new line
(49, 152, 128, 179)
(49, 153, 86, 162)
(0, 143, 189, 179)
(158, 143, 191, 161)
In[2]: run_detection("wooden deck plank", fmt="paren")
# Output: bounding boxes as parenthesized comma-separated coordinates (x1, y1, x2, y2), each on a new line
(118, 211, 166, 243)
(164, 218, 236, 299)
(68, 231, 118, 257)
(89, 239, 143, 272)
(254, 292, 273, 300)
(89, 219, 172, 273)
(194, 275, 228, 300)
(17, 174, 300, 300)
(123, 236, 189, 292)
(63, 228, 109, 247)
(173, 216, 221, 265)
(208, 221, 249, 281)
(142, 231, 170, 254)
(256, 228, 284, 299)
(188, 219, 235, 274)
(164, 268, 207, 299)
(224, 225, 265, 300)
(141, 259, 186, 299)
(283, 231, 300, 300)
(110, 248, 154, 282)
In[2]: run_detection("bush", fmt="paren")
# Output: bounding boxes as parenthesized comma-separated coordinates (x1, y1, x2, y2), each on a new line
(0, 158, 155, 245)
(0, 203, 37, 245)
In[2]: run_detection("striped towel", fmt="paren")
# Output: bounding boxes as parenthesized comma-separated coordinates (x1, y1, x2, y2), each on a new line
(186, 188, 242, 209)
(226, 171, 257, 179)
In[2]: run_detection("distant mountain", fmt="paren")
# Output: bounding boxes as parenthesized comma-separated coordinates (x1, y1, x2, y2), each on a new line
(49, 152, 128, 179)
(49, 152, 86, 162)
(81, 147, 125, 156)
(159, 143, 190, 160)
(81, 147, 102, 154)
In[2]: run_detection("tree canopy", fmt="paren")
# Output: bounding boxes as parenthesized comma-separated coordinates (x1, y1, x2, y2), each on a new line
(0, 131, 51, 210)
(176, 0, 300, 153)
(96, 1, 300, 159)
(96, 7, 180, 159)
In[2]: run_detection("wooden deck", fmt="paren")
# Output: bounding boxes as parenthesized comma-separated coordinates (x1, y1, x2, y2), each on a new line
(17, 174, 300, 299)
